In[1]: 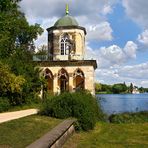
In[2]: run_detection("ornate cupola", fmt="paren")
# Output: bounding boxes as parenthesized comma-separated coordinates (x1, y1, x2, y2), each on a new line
(54, 5, 79, 27)
(47, 4, 86, 61)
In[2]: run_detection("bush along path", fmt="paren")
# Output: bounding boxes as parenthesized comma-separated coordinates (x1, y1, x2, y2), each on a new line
(40, 91, 105, 131)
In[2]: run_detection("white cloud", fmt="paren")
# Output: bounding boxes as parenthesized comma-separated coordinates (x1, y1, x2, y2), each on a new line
(122, 0, 148, 50)
(119, 62, 148, 80)
(85, 41, 137, 68)
(100, 45, 125, 64)
(19, 0, 117, 46)
(85, 45, 111, 68)
(20, 0, 117, 19)
(84, 41, 148, 87)
(141, 81, 148, 87)
(123, 41, 137, 58)
(95, 62, 148, 87)
(34, 18, 58, 47)
(19, 0, 148, 87)
(102, 4, 113, 15)
(122, 0, 148, 28)
(86, 22, 113, 41)
(20, 0, 64, 19)
(138, 29, 148, 46)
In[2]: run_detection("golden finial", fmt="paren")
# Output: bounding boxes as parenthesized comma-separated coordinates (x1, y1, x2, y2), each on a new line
(66, 4, 69, 15)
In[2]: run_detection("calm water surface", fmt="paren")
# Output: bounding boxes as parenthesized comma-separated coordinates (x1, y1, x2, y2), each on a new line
(96, 93, 148, 115)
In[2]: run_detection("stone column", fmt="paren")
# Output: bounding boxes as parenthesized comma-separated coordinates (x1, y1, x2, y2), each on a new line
(84, 67, 95, 95)
(53, 74, 59, 94)
(69, 73, 74, 92)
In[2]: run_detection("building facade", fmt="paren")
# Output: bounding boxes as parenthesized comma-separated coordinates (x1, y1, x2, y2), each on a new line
(36, 6, 97, 95)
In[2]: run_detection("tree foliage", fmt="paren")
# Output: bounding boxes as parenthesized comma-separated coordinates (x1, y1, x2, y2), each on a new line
(0, 61, 25, 94)
(129, 83, 134, 93)
(0, 61, 26, 105)
(95, 83, 112, 93)
(112, 83, 127, 94)
(0, 0, 43, 107)
(0, 0, 43, 58)
(36, 45, 48, 55)
(95, 82, 128, 94)
(95, 82, 148, 94)
(95, 83, 102, 92)
(40, 91, 105, 131)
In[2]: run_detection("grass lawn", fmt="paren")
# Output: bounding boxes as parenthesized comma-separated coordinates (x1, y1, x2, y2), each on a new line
(0, 115, 62, 148)
(64, 122, 148, 148)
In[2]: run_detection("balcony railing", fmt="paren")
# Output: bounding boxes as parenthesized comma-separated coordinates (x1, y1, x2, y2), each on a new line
(33, 54, 84, 61)
(33, 55, 48, 61)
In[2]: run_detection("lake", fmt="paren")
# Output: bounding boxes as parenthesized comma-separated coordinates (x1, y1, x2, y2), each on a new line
(96, 93, 148, 115)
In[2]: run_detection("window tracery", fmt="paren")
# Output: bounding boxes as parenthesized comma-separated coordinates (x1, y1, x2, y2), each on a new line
(60, 33, 71, 55)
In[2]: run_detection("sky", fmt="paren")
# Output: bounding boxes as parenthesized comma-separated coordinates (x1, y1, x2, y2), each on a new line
(19, 0, 148, 87)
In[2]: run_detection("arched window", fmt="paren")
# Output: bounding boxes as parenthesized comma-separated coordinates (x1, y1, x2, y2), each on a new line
(44, 68, 53, 92)
(60, 34, 70, 55)
(73, 69, 85, 91)
(58, 68, 69, 93)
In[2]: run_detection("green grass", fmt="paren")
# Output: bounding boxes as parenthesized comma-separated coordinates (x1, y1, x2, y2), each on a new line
(109, 111, 148, 123)
(0, 115, 62, 148)
(64, 122, 148, 148)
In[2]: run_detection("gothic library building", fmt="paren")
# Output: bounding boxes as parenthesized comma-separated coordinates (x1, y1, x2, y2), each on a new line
(35, 6, 97, 95)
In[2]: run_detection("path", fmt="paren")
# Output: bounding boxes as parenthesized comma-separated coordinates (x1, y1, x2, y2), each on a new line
(0, 109, 38, 124)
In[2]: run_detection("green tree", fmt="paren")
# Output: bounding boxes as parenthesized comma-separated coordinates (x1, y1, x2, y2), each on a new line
(0, 0, 43, 58)
(36, 45, 48, 55)
(101, 84, 112, 93)
(129, 83, 134, 93)
(0, 0, 43, 104)
(112, 83, 127, 94)
(95, 83, 102, 92)
(139, 87, 144, 93)
(0, 61, 25, 104)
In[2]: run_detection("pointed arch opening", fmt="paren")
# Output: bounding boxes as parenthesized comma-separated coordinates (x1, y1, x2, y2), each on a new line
(58, 68, 69, 93)
(44, 68, 53, 93)
(73, 68, 85, 91)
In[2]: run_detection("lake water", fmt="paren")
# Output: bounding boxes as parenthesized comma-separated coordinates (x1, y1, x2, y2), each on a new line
(96, 94, 148, 115)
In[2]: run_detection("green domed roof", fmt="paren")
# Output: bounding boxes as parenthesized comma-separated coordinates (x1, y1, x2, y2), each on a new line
(54, 15, 79, 27)
(54, 4, 78, 27)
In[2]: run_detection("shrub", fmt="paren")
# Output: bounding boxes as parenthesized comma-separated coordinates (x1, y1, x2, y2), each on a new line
(109, 111, 148, 123)
(23, 92, 41, 105)
(40, 91, 105, 131)
(0, 97, 10, 112)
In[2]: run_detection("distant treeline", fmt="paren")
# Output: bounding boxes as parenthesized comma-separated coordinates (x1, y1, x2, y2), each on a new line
(95, 82, 148, 94)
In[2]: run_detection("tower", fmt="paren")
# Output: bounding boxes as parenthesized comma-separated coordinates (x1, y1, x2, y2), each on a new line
(35, 5, 97, 95)
(47, 5, 86, 61)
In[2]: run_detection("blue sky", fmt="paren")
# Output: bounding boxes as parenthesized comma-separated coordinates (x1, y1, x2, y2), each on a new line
(20, 0, 148, 87)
